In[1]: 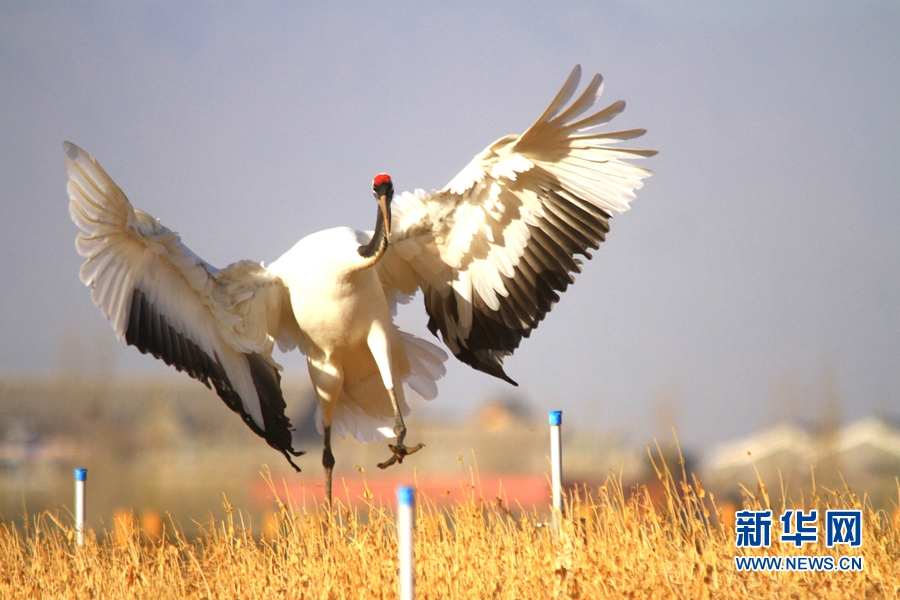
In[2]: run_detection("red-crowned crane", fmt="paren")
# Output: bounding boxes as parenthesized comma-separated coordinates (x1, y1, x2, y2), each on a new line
(65, 65, 656, 503)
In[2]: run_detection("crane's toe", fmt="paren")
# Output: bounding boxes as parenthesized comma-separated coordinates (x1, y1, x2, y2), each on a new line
(377, 442, 425, 469)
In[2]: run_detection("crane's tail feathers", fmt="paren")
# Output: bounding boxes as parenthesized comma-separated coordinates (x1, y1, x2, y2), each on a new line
(316, 331, 448, 445)
(398, 330, 448, 400)
(317, 400, 400, 444)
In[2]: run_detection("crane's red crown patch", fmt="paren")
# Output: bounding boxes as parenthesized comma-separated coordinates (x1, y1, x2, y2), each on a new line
(373, 173, 392, 187)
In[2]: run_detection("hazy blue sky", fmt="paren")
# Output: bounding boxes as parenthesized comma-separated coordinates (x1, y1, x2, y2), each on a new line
(1, 2, 898, 452)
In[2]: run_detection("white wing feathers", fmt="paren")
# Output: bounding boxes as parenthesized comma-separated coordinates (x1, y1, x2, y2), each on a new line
(65, 142, 304, 467)
(378, 65, 656, 384)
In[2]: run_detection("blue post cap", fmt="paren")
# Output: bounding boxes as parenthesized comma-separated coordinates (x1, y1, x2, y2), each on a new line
(75, 468, 87, 482)
(549, 411, 562, 426)
(397, 486, 415, 506)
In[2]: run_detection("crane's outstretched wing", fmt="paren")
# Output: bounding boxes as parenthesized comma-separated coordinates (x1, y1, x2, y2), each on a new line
(377, 65, 656, 384)
(64, 142, 305, 468)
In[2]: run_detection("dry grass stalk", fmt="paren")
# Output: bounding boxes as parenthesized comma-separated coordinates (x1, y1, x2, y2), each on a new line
(1, 448, 898, 599)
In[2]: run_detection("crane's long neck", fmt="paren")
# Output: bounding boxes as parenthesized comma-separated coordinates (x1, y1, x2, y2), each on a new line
(354, 204, 390, 271)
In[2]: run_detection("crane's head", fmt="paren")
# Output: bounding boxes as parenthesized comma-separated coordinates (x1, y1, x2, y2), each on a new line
(372, 173, 394, 241)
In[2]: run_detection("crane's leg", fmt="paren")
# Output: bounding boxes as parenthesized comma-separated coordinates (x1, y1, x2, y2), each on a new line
(307, 356, 342, 508)
(367, 321, 424, 470)
(323, 425, 335, 506)
(377, 387, 424, 469)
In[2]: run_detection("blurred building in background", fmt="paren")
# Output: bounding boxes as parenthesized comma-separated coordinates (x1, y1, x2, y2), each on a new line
(3, 374, 897, 538)
(0, 376, 642, 536)
(704, 417, 900, 509)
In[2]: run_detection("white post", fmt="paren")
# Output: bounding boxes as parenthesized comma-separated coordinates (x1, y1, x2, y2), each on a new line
(397, 486, 415, 600)
(74, 468, 87, 547)
(549, 411, 563, 531)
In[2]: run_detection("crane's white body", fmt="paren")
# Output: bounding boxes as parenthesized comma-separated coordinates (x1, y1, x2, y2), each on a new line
(65, 65, 655, 486)
(268, 227, 443, 442)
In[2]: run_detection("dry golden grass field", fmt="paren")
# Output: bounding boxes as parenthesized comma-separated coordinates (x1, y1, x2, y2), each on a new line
(2, 452, 898, 599)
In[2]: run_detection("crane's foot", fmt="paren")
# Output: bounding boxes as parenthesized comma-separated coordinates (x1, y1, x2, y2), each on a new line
(377, 442, 425, 469)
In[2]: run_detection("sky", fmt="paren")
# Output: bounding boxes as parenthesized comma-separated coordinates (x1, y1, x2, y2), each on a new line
(1, 2, 898, 455)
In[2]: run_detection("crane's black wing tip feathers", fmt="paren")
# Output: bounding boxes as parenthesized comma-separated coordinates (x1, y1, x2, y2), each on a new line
(124, 288, 304, 471)
(423, 186, 612, 384)
(281, 449, 304, 472)
(245, 353, 305, 462)
(454, 341, 519, 386)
